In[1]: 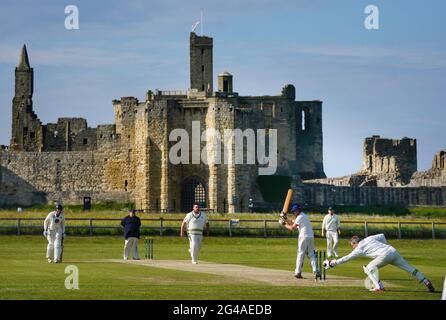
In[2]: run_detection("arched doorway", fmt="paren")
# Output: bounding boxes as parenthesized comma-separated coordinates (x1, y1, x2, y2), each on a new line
(181, 177, 206, 212)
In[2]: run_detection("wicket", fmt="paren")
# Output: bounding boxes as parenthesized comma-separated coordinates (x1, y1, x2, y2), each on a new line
(315, 250, 326, 281)
(144, 238, 154, 260)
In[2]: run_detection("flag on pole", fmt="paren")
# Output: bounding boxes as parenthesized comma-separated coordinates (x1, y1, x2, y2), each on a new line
(191, 21, 200, 32)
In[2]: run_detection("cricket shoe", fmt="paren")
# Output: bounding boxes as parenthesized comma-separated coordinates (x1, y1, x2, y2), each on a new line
(423, 279, 435, 292)
(192, 261, 198, 264)
(369, 287, 385, 292)
(54, 260, 61, 264)
(294, 273, 303, 279)
(47, 258, 52, 263)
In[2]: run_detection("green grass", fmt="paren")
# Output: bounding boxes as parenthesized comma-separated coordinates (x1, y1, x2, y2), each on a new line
(0, 236, 444, 300)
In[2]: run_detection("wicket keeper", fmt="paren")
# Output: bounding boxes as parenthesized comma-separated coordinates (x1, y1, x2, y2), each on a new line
(325, 234, 435, 292)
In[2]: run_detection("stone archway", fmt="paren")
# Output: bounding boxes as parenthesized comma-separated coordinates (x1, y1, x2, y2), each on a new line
(181, 176, 207, 212)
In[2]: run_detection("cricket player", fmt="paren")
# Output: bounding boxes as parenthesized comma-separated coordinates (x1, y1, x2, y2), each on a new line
(43, 204, 65, 263)
(321, 207, 341, 258)
(180, 203, 209, 264)
(325, 234, 435, 292)
(121, 209, 141, 260)
(280, 204, 318, 279)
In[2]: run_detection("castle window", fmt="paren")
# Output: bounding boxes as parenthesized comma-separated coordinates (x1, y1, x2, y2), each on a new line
(202, 65, 205, 72)
(201, 48, 204, 55)
(301, 108, 310, 131)
(83, 138, 88, 145)
(30, 132, 35, 139)
(124, 180, 128, 191)
(201, 84, 205, 91)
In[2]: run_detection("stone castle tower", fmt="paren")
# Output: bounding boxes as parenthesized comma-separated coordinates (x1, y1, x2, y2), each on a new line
(1, 33, 326, 211)
(10, 45, 43, 152)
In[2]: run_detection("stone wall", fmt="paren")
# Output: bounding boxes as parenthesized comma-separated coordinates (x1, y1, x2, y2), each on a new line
(298, 184, 446, 207)
(361, 136, 417, 184)
(0, 150, 129, 206)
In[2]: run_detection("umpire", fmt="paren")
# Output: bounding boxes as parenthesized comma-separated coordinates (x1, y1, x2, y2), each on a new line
(121, 209, 141, 260)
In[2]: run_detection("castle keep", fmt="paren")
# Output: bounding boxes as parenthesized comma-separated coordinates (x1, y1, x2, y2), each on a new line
(0, 34, 326, 212)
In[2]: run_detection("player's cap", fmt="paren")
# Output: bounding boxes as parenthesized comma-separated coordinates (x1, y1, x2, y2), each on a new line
(129, 209, 136, 213)
(328, 206, 333, 210)
(55, 204, 63, 210)
(290, 203, 302, 212)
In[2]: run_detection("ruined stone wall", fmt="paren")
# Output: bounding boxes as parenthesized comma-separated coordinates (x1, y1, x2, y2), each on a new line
(362, 136, 417, 183)
(299, 184, 446, 207)
(0, 150, 129, 206)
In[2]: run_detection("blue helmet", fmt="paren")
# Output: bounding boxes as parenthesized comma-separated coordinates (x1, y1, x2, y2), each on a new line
(290, 203, 302, 212)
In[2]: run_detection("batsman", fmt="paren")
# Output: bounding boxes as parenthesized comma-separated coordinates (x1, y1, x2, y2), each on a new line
(279, 190, 318, 279)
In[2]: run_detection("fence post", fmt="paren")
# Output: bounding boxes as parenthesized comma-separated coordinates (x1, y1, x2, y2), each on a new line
(263, 220, 267, 238)
(89, 218, 93, 236)
(160, 218, 164, 236)
(398, 222, 402, 239)
(228, 220, 232, 237)
(17, 218, 21, 236)
(432, 222, 435, 240)
(364, 221, 368, 237)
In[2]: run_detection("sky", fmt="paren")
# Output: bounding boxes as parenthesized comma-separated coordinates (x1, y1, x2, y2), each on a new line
(0, 0, 445, 177)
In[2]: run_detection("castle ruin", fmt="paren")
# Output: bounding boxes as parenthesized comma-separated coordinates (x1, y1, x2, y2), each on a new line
(0, 34, 326, 212)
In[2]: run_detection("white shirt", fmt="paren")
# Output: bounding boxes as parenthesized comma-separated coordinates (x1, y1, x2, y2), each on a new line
(183, 211, 208, 235)
(336, 234, 393, 265)
(293, 212, 314, 238)
(44, 211, 65, 233)
(322, 214, 340, 232)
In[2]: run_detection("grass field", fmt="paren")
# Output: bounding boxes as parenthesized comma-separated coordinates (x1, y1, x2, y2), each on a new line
(0, 236, 444, 300)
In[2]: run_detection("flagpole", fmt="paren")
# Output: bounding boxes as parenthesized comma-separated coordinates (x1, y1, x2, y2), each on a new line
(200, 10, 203, 35)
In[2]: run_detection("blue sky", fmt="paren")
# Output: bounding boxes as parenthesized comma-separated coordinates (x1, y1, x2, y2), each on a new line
(0, 0, 445, 177)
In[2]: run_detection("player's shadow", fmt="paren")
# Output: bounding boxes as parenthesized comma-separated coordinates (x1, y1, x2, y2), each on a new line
(0, 165, 47, 206)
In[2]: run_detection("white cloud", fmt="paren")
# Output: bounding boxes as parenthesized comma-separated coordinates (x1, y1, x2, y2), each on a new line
(283, 44, 446, 69)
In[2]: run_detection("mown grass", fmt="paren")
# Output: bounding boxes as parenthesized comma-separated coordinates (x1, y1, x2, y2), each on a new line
(0, 236, 444, 300)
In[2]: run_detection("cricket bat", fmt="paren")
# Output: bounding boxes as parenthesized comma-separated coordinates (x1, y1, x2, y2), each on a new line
(281, 189, 293, 213)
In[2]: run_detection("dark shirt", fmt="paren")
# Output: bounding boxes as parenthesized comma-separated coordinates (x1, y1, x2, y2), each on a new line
(121, 215, 141, 239)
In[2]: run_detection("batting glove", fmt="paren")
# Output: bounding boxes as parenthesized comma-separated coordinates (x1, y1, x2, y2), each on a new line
(43, 230, 48, 237)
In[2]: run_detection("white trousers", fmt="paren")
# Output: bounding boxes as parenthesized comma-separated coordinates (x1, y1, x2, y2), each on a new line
(188, 234, 203, 263)
(366, 248, 426, 283)
(46, 230, 63, 262)
(124, 237, 140, 260)
(326, 230, 339, 257)
(295, 237, 317, 274)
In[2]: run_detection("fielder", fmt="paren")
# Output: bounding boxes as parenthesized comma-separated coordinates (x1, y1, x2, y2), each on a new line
(43, 204, 66, 263)
(324, 234, 435, 292)
(121, 209, 141, 260)
(180, 203, 209, 264)
(280, 204, 318, 279)
(321, 207, 341, 258)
